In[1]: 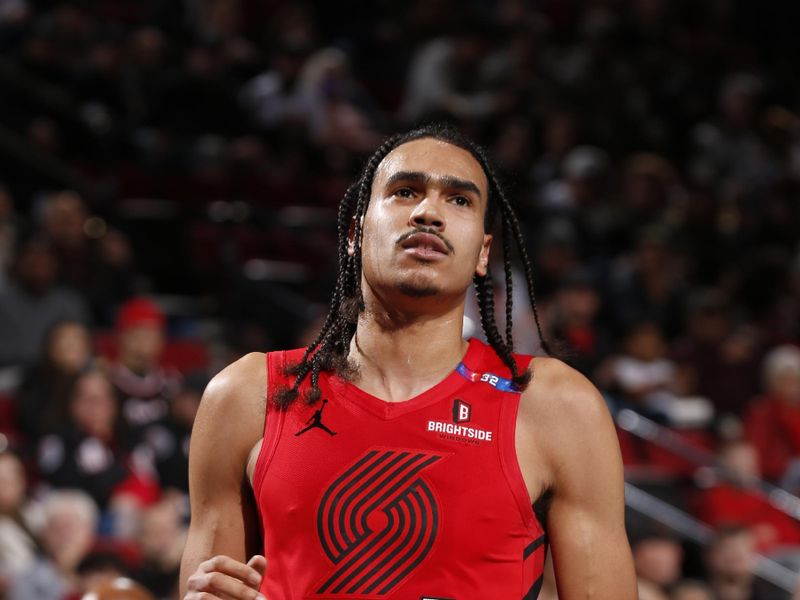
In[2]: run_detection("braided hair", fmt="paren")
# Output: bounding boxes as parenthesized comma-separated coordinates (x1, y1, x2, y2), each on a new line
(274, 123, 550, 408)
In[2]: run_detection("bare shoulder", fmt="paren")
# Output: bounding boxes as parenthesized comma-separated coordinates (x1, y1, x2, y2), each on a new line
(521, 357, 611, 422)
(517, 357, 619, 486)
(193, 352, 268, 464)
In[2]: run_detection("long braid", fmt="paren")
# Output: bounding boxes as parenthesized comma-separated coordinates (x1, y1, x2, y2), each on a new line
(501, 212, 515, 350)
(276, 123, 550, 408)
(274, 135, 403, 408)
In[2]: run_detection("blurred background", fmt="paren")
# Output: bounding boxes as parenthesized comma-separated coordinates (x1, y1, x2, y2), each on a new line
(0, 0, 799, 599)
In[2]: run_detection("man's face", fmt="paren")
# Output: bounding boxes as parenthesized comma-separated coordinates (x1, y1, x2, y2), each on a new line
(360, 138, 492, 303)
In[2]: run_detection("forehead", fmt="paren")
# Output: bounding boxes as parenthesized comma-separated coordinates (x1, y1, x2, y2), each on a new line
(373, 138, 489, 198)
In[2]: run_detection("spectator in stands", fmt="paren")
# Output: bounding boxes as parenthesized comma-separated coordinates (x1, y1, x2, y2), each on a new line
(38, 190, 137, 326)
(670, 579, 714, 600)
(0, 235, 89, 367)
(631, 533, 684, 596)
(672, 289, 763, 418)
(744, 345, 800, 482)
(694, 438, 800, 553)
(548, 269, 612, 377)
(110, 298, 180, 435)
(609, 320, 685, 422)
(0, 450, 40, 582)
(17, 319, 93, 441)
(133, 499, 185, 599)
(704, 526, 768, 600)
(296, 47, 382, 152)
(638, 579, 669, 600)
(400, 26, 505, 123)
(8, 489, 98, 600)
(139, 372, 204, 494)
(609, 226, 685, 339)
(37, 368, 156, 510)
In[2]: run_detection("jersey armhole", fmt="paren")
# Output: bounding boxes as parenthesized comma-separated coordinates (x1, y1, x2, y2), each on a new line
(498, 355, 546, 539)
(251, 351, 287, 500)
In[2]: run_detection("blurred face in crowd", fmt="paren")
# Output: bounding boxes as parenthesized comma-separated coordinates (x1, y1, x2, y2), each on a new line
(633, 537, 683, 588)
(706, 529, 756, 583)
(719, 441, 760, 483)
(42, 498, 96, 570)
(70, 372, 118, 441)
(558, 284, 600, 325)
(138, 501, 183, 562)
(670, 581, 714, 600)
(360, 138, 491, 305)
(15, 238, 57, 294)
(119, 325, 164, 373)
(637, 578, 669, 600)
(43, 190, 87, 249)
(48, 321, 92, 374)
(688, 307, 728, 344)
(0, 452, 26, 513)
(636, 238, 669, 275)
(625, 323, 666, 362)
(768, 368, 800, 404)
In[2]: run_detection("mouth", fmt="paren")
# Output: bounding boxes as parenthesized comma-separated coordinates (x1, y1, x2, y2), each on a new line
(399, 232, 451, 260)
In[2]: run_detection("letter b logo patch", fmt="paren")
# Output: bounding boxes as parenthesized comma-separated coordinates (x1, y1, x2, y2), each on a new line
(452, 399, 471, 424)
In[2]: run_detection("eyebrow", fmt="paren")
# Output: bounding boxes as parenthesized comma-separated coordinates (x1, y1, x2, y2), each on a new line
(384, 171, 482, 198)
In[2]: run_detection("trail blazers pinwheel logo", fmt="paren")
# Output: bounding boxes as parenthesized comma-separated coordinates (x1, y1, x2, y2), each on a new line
(314, 449, 443, 597)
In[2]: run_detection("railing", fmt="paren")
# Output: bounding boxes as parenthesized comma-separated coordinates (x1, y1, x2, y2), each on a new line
(625, 482, 798, 592)
(617, 408, 800, 521)
(618, 408, 800, 592)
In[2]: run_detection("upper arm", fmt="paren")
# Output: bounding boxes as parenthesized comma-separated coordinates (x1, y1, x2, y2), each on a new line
(179, 352, 267, 596)
(525, 359, 637, 600)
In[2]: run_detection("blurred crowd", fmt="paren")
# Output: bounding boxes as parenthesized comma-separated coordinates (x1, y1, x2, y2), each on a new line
(1, 0, 800, 598)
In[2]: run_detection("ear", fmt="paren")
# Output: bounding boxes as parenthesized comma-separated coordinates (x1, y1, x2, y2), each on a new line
(475, 233, 492, 277)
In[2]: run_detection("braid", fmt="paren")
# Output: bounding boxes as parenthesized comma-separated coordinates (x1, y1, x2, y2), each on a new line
(501, 213, 514, 350)
(276, 123, 550, 408)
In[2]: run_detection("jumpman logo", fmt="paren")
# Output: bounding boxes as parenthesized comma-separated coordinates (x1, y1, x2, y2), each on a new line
(295, 399, 337, 437)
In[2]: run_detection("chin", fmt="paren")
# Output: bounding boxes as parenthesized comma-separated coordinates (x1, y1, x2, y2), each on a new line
(396, 281, 440, 298)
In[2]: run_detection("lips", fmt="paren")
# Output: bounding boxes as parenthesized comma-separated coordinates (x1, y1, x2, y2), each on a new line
(399, 232, 450, 257)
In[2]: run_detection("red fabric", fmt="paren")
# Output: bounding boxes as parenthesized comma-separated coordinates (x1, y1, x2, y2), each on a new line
(116, 297, 165, 332)
(253, 338, 546, 599)
(111, 472, 161, 506)
(744, 394, 800, 480)
(694, 485, 800, 552)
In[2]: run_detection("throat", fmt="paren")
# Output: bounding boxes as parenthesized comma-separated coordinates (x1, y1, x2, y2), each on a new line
(349, 335, 469, 403)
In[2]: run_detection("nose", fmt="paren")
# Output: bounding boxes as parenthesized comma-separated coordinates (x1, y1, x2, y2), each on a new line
(409, 194, 445, 230)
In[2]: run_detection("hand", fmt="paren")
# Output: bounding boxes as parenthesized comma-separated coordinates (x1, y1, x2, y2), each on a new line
(184, 554, 267, 599)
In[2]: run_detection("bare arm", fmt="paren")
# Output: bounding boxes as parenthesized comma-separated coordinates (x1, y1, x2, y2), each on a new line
(179, 352, 268, 599)
(521, 359, 637, 600)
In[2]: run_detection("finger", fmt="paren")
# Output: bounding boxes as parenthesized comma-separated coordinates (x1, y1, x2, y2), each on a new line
(193, 571, 265, 599)
(199, 555, 262, 588)
(247, 555, 267, 577)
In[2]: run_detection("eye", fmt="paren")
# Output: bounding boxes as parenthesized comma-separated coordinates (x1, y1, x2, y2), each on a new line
(393, 187, 415, 198)
(451, 195, 472, 207)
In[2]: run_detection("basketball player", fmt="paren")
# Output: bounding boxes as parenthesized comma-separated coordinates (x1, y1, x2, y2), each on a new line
(180, 125, 637, 599)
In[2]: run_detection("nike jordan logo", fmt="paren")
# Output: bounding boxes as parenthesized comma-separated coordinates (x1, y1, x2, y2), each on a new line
(295, 398, 337, 437)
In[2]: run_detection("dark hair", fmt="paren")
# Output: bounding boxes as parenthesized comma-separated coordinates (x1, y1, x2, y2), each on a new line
(275, 123, 550, 408)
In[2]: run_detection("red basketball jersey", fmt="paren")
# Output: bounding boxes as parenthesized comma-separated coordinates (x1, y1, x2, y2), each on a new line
(252, 338, 547, 599)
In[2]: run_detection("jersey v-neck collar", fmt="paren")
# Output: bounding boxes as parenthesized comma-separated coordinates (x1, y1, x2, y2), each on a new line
(328, 337, 485, 420)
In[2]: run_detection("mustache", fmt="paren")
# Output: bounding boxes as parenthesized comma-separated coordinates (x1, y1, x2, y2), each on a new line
(395, 227, 455, 253)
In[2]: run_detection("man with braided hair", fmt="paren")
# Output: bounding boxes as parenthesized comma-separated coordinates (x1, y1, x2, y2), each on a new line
(180, 124, 636, 599)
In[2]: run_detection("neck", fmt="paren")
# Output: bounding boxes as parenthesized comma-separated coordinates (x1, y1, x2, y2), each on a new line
(348, 290, 469, 402)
